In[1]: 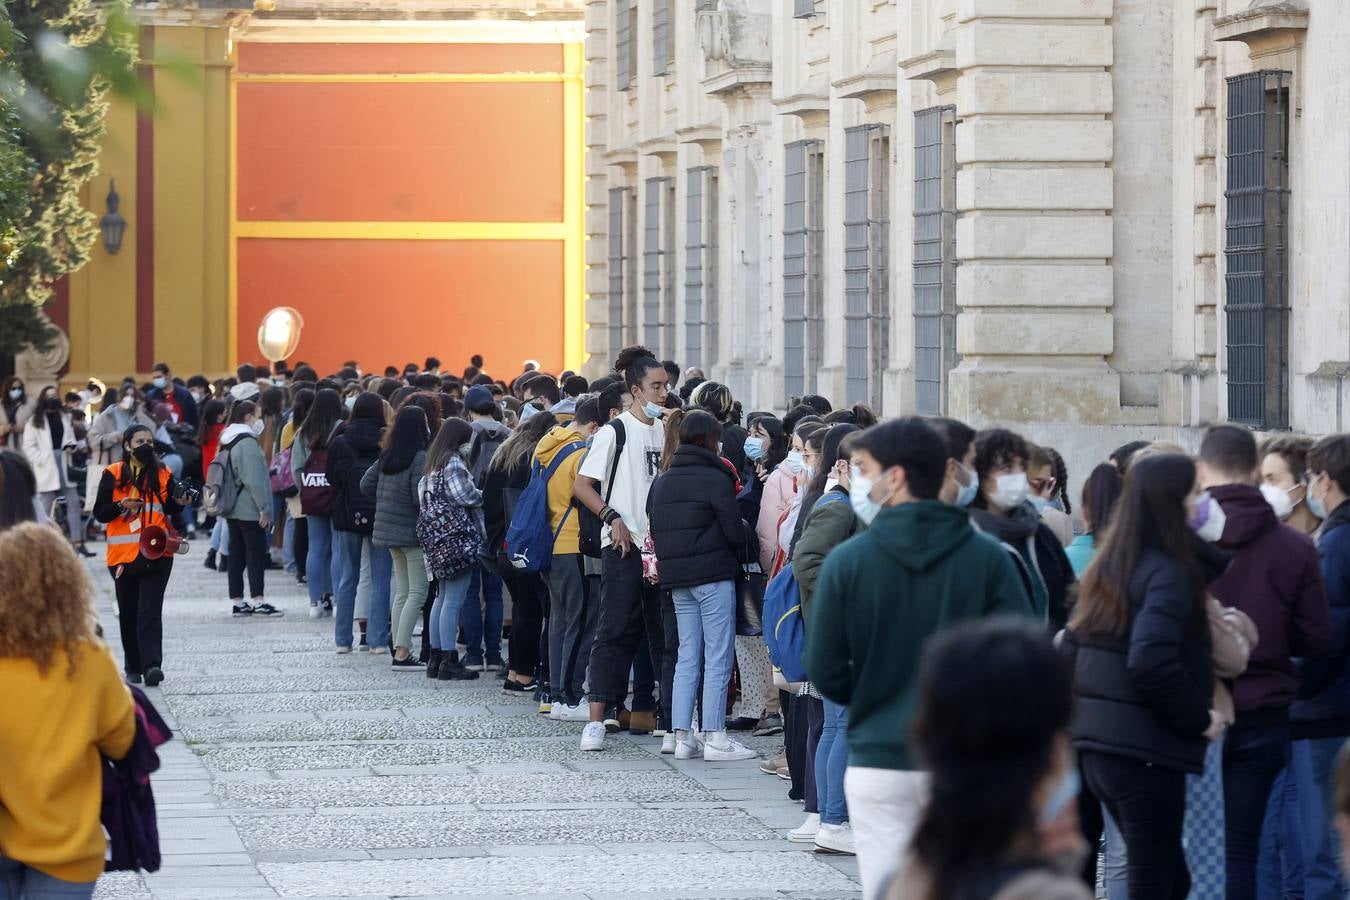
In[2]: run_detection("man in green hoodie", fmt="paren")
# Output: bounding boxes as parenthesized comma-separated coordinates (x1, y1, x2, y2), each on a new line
(803, 417, 1033, 897)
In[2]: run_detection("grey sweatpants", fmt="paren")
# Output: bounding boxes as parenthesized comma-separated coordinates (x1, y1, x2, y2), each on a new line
(547, 553, 598, 704)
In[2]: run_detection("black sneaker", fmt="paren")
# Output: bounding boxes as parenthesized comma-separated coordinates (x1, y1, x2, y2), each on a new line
(726, 716, 758, 732)
(203, 548, 217, 570)
(603, 704, 623, 734)
(425, 649, 443, 680)
(438, 661, 480, 681)
(321, 595, 334, 617)
(486, 653, 506, 671)
(144, 667, 164, 688)
(502, 678, 537, 694)
(296, 573, 307, 585)
(216, 554, 228, 572)
(125, 672, 143, 685)
(392, 655, 426, 671)
(252, 603, 284, 617)
(232, 603, 254, 617)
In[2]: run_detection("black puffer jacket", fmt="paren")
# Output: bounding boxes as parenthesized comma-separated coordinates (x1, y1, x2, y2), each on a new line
(1061, 547, 1214, 773)
(327, 417, 383, 534)
(648, 445, 746, 589)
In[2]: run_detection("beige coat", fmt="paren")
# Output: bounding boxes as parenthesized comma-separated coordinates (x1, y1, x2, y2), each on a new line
(21, 413, 75, 493)
(0, 397, 34, 450)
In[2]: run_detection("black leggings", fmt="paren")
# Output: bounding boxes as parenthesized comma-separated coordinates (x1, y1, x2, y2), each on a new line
(1081, 750, 1190, 900)
(293, 515, 308, 578)
(505, 573, 547, 678)
(112, 556, 173, 674)
(227, 519, 268, 600)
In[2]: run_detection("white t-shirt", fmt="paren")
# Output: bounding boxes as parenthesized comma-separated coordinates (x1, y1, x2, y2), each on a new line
(577, 410, 665, 547)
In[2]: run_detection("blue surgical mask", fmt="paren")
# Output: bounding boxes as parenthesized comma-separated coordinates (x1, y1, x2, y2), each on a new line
(1028, 495, 1051, 513)
(954, 464, 978, 508)
(744, 437, 765, 462)
(1038, 765, 1081, 826)
(1308, 475, 1328, 520)
(642, 400, 664, 420)
(152, 376, 167, 390)
(785, 450, 805, 474)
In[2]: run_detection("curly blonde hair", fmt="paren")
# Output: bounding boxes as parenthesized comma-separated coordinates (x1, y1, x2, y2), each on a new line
(0, 523, 100, 677)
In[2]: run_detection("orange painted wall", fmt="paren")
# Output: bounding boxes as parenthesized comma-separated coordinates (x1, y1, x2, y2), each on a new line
(236, 239, 564, 377)
(237, 42, 563, 75)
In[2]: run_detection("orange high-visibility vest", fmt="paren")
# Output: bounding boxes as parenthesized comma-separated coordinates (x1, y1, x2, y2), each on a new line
(104, 461, 172, 567)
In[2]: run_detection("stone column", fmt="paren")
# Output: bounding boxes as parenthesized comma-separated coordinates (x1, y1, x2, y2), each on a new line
(948, 0, 1119, 425)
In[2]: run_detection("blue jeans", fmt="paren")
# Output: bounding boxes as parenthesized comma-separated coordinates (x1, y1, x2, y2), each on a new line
(1260, 737, 1349, 900)
(815, 698, 850, 825)
(282, 513, 296, 572)
(1225, 716, 1292, 900)
(429, 570, 474, 653)
(334, 530, 390, 650)
(460, 563, 503, 661)
(0, 856, 94, 898)
(210, 516, 227, 552)
(305, 514, 338, 605)
(670, 580, 736, 734)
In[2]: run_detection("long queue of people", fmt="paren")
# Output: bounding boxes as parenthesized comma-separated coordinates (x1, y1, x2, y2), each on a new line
(6, 343, 1350, 900)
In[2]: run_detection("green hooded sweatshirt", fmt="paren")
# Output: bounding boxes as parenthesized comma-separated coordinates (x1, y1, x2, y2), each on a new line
(803, 499, 1034, 770)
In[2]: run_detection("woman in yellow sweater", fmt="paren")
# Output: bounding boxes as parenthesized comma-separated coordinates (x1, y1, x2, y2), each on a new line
(0, 523, 136, 897)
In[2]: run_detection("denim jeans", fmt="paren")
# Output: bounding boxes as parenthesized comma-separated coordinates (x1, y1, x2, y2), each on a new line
(429, 570, 474, 654)
(1224, 714, 1292, 900)
(1260, 736, 1350, 900)
(815, 698, 850, 825)
(282, 513, 296, 571)
(335, 530, 390, 650)
(459, 563, 504, 662)
(305, 514, 339, 605)
(209, 516, 227, 553)
(0, 856, 95, 898)
(670, 580, 735, 733)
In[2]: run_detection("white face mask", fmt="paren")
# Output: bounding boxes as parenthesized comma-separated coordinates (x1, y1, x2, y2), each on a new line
(190, 390, 205, 404)
(250, 419, 265, 437)
(119, 396, 135, 411)
(1260, 482, 1295, 521)
(1188, 491, 1228, 543)
(849, 463, 892, 526)
(785, 450, 805, 474)
(990, 472, 1029, 511)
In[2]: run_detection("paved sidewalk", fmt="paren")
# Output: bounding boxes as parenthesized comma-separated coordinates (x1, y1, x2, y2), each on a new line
(90, 547, 861, 899)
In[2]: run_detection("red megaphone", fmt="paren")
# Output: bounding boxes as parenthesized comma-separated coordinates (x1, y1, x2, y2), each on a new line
(139, 524, 184, 560)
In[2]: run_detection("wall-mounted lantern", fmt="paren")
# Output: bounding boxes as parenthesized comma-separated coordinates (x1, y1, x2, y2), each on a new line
(100, 180, 126, 255)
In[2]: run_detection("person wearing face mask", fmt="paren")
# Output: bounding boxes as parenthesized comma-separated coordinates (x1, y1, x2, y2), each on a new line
(967, 429, 1076, 633)
(88, 387, 156, 502)
(803, 418, 1033, 897)
(145, 362, 200, 430)
(92, 425, 196, 686)
(1261, 435, 1350, 900)
(1259, 435, 1320, 537)
(1027, 444, 1075, 548)
(1, 376, 34, 451)
(756, 421, 814, 575)
(534, 397, 603, 719)
(216, 400, 278, 618)
(1195, 425, 1330, 899)
(21, 386, 94, 557)
(880, 619, 1091, 900)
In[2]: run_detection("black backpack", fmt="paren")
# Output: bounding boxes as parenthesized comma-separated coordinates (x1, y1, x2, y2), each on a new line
(577, 418, 626, 559)
(331, 431, 379, 535)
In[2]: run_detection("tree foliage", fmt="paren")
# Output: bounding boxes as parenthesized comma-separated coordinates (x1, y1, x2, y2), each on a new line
(0, 0, 136, 358)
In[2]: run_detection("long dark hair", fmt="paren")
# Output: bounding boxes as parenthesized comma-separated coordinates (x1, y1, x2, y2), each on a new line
(30, 387, 58, 429)
(115, 425, 166, 496)
(288, 387, 315, 437)
(910, 618, 1073, 900)
(197, 399, 227, 445)
(380, 405, 429, 475)
(300, 388, 343, 451)
(0, 449, 38, 530)
(491, 412, 558, 477)
(802, 424, 860, 507)
(752, 415, 788, 471)
(1072, 453, 1202, 637)
(425, 417, 474, 475)
(1081, 463, 1123, 535)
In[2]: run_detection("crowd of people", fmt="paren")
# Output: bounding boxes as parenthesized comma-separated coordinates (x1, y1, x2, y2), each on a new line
(5, 344, 1350, 900)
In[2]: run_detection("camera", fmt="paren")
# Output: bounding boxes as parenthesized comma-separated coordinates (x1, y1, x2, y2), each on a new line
(177, 484, 202, 505)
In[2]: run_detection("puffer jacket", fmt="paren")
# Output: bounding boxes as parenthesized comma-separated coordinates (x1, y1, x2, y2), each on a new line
(647, 445, 746, 589)
(361, 449, 426, 549)
(792, 486, 860, 619)
(1293, 500, 1350, 738)
(1061, 547, 1214, 773)
(327, 418, 382, 534)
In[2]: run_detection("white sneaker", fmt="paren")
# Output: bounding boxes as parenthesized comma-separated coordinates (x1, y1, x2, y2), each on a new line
(674, 732, 705, 760)
(813, 822, 856, 855)
(335, 646, 352, 655)
(308, 604, 322, 619)
(552, 701, 590, 722)
(702, 732, 757, 762)
(579, 721, 607, 751)
(787, 813, 820, 844)
(661, 732, 677, 754)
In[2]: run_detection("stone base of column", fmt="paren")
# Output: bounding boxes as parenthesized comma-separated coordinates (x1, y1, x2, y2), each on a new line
(948, 360, 1121, 427)
(1159, 366, 1219, 428)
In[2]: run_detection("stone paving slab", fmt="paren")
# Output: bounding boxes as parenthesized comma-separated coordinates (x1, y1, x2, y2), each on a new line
(196, 736, 652, 771)
(166, 689, 487, 718)
(178, 712, 579, 743)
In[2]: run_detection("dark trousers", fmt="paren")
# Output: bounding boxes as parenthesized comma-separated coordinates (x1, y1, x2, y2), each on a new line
(784, 692, 822, 805)
(1077, 758, 1106, 888)
(226, 518, 267, 599)
(1082, 750, 1190, 900)
(504, 573, 547, 679)
(588, 547, 667, 711)
(658, 590, 679, 730)
(1224, 711, 1292, 900)
(111, 556, 172, 675)
(293, 515, 308, 578)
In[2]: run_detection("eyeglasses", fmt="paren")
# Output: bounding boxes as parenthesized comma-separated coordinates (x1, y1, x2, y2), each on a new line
(1030, 476, 1058, 495)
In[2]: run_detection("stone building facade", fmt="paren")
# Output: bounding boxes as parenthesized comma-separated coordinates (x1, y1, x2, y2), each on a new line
(582, 0, 1348, 481)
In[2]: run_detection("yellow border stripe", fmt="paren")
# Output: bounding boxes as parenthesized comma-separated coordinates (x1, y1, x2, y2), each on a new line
(227, 45, 238, 367)
(562, 42, 586, 373)
(235, 221, 567, 241)
(233, 72, 575, 84)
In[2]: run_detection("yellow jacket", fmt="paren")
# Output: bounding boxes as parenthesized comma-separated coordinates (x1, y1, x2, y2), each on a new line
(0, 643, 136, 882)
(532, 425, 587, 557)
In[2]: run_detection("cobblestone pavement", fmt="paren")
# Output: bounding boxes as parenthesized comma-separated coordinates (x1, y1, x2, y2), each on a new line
(89, 547, 862, 899)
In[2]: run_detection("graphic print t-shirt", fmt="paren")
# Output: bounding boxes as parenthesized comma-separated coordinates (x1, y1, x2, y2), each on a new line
(577, 410, 665, 547)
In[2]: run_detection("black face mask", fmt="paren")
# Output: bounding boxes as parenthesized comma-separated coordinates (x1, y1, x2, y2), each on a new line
(45, 397, 61, 411)
(131, 444, 156, 465)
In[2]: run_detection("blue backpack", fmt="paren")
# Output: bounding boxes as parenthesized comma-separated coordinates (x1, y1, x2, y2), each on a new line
(504, 441, 584, 574)
(762, 492, 851, 682)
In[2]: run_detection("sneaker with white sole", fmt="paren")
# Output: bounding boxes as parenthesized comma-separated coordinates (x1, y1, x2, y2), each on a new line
(308, 604, 322, 619)
(552, 701, 590, 722)
(702, 732, 757, 762)
(813, 822, 856, 855)
(661, 732, 677, 754)
(579, 721, 607, 751)
(674, 732, 705, 760)
(335, 646, 352, 655)
(787, 813, 820, 844)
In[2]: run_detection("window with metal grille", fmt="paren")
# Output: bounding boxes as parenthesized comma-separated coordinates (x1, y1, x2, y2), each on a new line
(653, 0, 674, 77)
(844, 124, 890, 410)
(784, 139, 825, 399)
(643, 177, 677, 357)
(695, 0, 717, 9)
(793, 0, 817, 19)
(608, 187, 637, 354)
(616, 0, 635, 91)
(914, 106, 958, 416)
(685, 166, 719, 369)
(1224, 70, 1290, 429)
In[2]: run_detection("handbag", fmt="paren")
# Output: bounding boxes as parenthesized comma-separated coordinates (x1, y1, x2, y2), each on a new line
(1209, 596, 1257, 726)
(735, 519, 766, 636)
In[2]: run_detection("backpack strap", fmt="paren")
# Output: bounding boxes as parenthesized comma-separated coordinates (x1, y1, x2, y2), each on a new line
(602, 419, 626, 504)
(543, 441, 585, 540)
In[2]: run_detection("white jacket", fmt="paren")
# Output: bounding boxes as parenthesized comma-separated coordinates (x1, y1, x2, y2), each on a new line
(22, 413, 75, 493)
